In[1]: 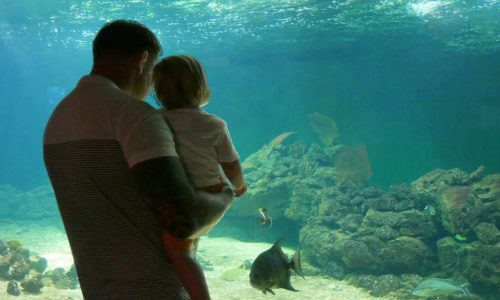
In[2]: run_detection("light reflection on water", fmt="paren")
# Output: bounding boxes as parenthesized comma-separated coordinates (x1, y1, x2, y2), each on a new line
(0, 0, 498, 53)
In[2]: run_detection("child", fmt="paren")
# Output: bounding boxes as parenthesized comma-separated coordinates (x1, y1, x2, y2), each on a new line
(153, 55, 247, 300)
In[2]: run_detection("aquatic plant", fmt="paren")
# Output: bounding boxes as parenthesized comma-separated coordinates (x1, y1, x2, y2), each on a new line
(308, 112, 339, 147)
(297, 160, 319, 178)
(286, 141, 307, 159)
(333, 145, 372, 186)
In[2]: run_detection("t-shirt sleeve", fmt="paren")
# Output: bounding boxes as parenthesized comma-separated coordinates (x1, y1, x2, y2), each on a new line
(216, 121, 240, 163)
(116, 102, 178, 167)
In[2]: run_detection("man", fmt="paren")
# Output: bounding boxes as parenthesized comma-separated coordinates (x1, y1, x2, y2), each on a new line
(43, 20, 233, 299)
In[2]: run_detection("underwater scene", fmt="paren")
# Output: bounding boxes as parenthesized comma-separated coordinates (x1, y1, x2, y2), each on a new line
(1, 0, 500, 299)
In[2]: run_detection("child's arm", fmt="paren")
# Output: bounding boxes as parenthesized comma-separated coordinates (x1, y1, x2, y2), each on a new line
(220, 160, 247, 197)
(163, 237, 211, 300)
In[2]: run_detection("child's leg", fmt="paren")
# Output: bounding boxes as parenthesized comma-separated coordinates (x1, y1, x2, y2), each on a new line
(190, 238, 200, 260)
(162, 232, 211, 300)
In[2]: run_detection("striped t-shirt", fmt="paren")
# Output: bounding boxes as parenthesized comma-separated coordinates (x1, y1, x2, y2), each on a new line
(43, 75, 189, 300)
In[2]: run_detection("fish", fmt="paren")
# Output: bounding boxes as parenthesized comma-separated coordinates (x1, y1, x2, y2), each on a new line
(249, 239, 304, 295)
(258, 208, 273, 228)
(454, 234, 468, 242)
(412, 278, 470, 297)
(424, 205, 436, 216)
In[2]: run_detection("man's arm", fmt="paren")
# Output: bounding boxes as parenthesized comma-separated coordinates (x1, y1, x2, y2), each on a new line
(131, 156, 233, 238)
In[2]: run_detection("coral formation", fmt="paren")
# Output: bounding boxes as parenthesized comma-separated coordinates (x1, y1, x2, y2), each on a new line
(226, 118, 499, 299)
(0, 239, 78, 296)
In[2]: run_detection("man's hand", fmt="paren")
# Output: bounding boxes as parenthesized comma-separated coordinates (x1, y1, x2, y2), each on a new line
(132, 156, 234, 238)
(186, 185, 234, 237)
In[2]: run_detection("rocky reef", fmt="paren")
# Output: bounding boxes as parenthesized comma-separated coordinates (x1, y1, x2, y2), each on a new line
(0, 184, 59, 221)
(0, 239, 78, 296)
(226, 113, 500, 299)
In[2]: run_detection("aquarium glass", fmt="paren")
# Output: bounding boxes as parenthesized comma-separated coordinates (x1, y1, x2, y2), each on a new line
(0, 1, 499, 299)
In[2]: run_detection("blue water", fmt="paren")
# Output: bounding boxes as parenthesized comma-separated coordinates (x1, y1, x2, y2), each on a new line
(0, 0, 499, 190)
(0, 1, 499, 299)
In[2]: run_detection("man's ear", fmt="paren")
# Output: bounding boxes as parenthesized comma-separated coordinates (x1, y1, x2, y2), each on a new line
(138, 50, 149, 74)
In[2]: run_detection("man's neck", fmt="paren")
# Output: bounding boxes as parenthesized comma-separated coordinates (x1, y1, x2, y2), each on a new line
(90, 65, 132, 94)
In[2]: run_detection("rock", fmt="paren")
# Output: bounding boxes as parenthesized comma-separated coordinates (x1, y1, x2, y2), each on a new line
(300, 225, 339, 274)
(411, 167, 486, 199)
(379, 237, 436, 274)
(461, 243, 500, 298)
(362, 187, 384, 198)
(398, 210, 437, 239)
(0, 240, 7, 255)
(474, 174, 500, 203)
(375, 225, 399, 241)
(7, 280, 21, 296)
(323, 261, 346, 279)
(364, 195, 397, 211)
(7, 240, 22, 252)
(285, 182, 324, 224)
(21, 273, 44, 294)
(8, 259, 30, 281)
(29, 255, 48, 273)
(347, 274, 377, 290)
(436, 237, 461, 272)
(411, 169, 447, 198)
(394, 274, 424, 299)
(370, 274, 400, 297)
(311, 166, 337, 187)
(361, 209, 405, 228)
(475, 223, 500, 245)
(43, 267, 77, 289)
(439, 186, 480, 236)
(340, 239, 375, 271)
(337, 214, 363, 233)
(442, 168, 477, 186)
(231, 171, 297, 220)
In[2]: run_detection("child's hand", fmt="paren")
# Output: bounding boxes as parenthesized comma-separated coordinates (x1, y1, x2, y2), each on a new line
(235, 183, 247, 197)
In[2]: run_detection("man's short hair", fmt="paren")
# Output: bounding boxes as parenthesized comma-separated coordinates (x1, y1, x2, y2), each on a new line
(93, 19, 162, 62)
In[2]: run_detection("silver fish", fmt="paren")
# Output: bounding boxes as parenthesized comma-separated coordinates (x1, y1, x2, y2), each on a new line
(249, 239, 304, 295)
(412, 278, 470, 297)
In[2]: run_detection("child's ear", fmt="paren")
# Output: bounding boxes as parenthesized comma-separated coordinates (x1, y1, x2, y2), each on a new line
(195, 88, 202, 100)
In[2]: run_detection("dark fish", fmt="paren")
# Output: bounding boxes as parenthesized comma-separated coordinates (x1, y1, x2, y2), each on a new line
(249, 239, 304, 295)
(258, 208, 273, 228)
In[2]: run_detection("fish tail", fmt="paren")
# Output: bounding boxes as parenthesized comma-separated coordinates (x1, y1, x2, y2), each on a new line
(290, 247, 305, 279)
(461, 283, 470, 296)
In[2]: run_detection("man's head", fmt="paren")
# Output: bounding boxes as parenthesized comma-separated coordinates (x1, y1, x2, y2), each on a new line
(92, 20, 162, 100)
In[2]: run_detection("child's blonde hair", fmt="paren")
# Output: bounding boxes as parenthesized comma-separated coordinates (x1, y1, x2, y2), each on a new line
(153, 55, 210, 109)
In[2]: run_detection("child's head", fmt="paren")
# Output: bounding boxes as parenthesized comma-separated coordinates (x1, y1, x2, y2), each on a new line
(153, 55, 211, 109)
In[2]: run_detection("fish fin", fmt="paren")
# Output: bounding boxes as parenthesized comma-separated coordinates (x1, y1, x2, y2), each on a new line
(280, 277, 299, 292)
(268, 217, 273, 228)
(265, 288, 275, 295)
(272, 238, 286, 251)
(460, 283, 471, 296)
(290, 248, 305, 279)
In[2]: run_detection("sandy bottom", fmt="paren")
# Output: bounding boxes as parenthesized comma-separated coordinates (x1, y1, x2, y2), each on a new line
(0, 221, 394, 300)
